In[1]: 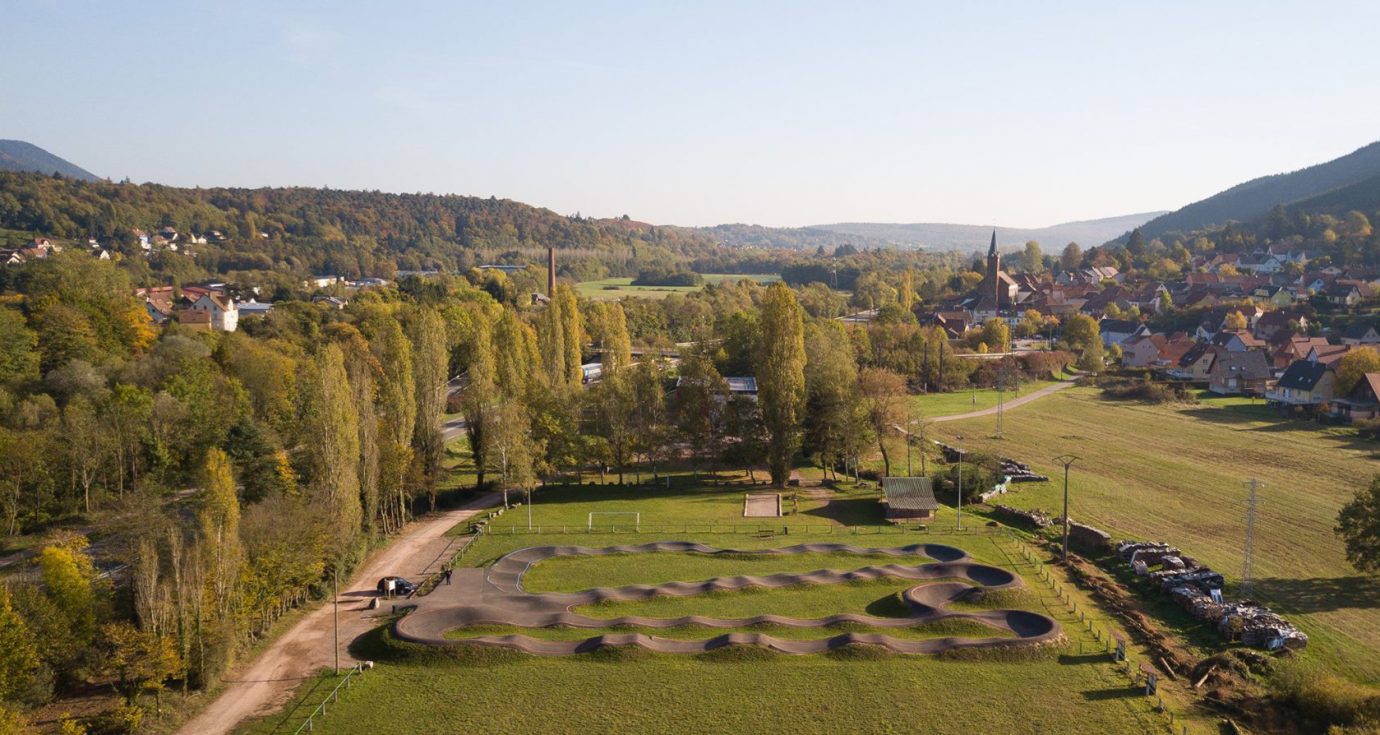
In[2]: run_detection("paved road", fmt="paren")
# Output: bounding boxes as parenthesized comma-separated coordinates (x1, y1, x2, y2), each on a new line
(930, 379, 1076, 423)
(177, 491, 499, 735)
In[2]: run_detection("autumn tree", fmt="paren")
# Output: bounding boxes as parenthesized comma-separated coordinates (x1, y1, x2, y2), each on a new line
(858, 368, 908, 478)
(0, 586, 49, 705)
(364, 314, 416, 531)
(757, 283, 806, 486)
(803, 321, 860, 479)
(1337, 475, 1380, 573)
(301, 345, 362, 554)
(409, 308, 449, 508)
(1335, 347, 1380, 396)
(1060, 242, 1082, 270)
(674, 349, 728, 476)
(98, 621, 179, 709)
(1022, 240, 1043, 272)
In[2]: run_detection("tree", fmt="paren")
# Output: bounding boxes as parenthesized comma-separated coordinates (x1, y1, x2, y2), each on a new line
(98, 621, 180, 708)
(858, 368, 907, 478)
(199, 449, 241, 623)
(36, 536, 106, 679)
(1064, 314, 1103, 373)
(1060, 242, 1082, 270)
(301, 345, 362, 553)
(62, 395, 108, 514)
(1336, 347, 1380, 396)
(0, 586, 49, 705)
(978, 318, 1010, 354)
(1022, 241, 1043, 272)
(803, 322, 859, 479)
(1337, 475, 1380, 573)
(365, 314, 416, 532)
(1224, 310, 1248, 331)
(756, 283, 806, 487)
(0, 306, 38, 387)
(675, 349, 728, 476)
(484, 400, 538, 507)
(409, 308, 449, 508)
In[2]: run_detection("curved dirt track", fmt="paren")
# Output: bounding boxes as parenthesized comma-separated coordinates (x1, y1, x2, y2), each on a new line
(395, 542, 1061, 655)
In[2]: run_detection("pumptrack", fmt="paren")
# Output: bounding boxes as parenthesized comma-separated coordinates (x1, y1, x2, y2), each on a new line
(394, 542, 1062, 655)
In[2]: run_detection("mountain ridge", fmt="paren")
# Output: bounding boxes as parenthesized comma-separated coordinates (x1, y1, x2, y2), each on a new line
(0, 139, 99, 181)
(1128, 140, 1380, 242)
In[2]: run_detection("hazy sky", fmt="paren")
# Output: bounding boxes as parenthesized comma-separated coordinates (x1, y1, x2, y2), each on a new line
(5, 1, 1378, 227)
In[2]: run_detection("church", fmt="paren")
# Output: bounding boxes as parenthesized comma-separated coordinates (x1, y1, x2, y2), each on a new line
(959, 231, 1021, 320)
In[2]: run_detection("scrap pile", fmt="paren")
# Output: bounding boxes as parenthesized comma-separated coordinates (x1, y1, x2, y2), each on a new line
(1218, 603, 1309, 650)
(1114, 540, 1307, 651)
(934, 444, 1050, 483)
(992, 504, 1052, 528)
(999, 458, 1049, 483)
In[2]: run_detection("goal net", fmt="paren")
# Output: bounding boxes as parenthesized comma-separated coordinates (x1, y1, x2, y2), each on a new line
(587, 511, 641, 532)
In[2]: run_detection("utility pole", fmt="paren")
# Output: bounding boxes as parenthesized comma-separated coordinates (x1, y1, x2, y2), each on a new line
(995, 368, 1005, 439)
(333, 565, 340, 675)
(1242, 478, 1262, 598)
(955, 446, 964, 531)
(1054, 455, 1079, 563)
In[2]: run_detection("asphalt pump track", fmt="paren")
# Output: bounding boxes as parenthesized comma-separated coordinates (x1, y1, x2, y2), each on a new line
(393, 542, 1062, 655)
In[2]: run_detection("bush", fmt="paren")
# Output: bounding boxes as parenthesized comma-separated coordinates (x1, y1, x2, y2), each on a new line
(1269, 661, 1380, 732)
(1097, 375, 1196, 404)
(631, 268, 702, 287)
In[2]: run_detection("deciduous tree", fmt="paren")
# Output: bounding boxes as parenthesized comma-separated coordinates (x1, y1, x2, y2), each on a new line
(756, 283, 806, 487)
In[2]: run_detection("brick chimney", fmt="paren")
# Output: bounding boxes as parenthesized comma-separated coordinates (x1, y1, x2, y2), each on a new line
(548, 247, 556, 297)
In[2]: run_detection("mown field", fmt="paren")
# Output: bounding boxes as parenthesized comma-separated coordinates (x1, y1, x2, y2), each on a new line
(237, 479, 1205, 735)
(911, 377, 1065, 419)
(930, 387, 1380, 683)
(574, 273, 780, 300)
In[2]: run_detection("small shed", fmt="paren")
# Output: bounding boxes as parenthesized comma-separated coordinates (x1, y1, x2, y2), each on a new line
(881, 477, 938, 522)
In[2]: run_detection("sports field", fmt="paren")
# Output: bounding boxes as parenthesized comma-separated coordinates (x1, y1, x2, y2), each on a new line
(575, 273, 780, 300)
(238, 478, 1200, 734)
(930, 387, 1380, 683)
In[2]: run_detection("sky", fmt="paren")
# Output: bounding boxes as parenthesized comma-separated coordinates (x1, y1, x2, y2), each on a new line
(4, 1, 1379, 228)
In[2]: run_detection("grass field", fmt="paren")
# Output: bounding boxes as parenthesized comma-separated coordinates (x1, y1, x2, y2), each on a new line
(930, 386, 1380, 683)
(574, 273, 780, 300)
(237, 476, 1215, 735)
(912, 378, 1064, 419)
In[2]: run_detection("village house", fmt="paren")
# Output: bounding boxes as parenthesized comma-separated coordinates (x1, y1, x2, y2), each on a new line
(1165, 342, 1222, 382)
(1323, 282, 1363, 308)
(1329, 373, 1380, 424)
(1340, 323, 1380, 346)
(1210, 330, 1266, 353)
(1207, 350, 1273, 396)
(187, 292, 238, 332)
(1099, 318, 1149, 348)
(1267, 358, 1336, 411)
(881, 477, 938, 522)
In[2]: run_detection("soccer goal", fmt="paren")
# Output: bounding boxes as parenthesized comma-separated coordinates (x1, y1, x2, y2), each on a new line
(587, 511, 641, 532)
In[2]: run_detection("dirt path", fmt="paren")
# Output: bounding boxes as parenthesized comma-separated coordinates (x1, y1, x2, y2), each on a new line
(177, 492, 499, 735)
(930, 379, 1076, 423)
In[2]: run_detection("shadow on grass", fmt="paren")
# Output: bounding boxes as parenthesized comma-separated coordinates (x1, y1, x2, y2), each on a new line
(1080, 687, 1142, 701)
(1249, 575, 1380, 614)
(1178, 405, 1380, 454)
(1058, 652, 1112, 666)
(801, 497, 888, 527)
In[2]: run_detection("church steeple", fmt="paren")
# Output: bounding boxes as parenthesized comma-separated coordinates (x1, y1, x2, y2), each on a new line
(987, 230, 1001, 311)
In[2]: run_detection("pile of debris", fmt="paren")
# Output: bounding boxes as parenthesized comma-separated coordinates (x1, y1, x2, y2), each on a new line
(1066, 520, 1113, 553)
(1115, 539, 1307, 651)
(999, 458, 1049, 483)
(933, 444, 1047, 483)
(992, 504, 1052, 528)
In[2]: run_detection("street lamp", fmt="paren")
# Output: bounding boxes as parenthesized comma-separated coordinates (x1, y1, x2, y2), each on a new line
(1053, 455, 1079, 562)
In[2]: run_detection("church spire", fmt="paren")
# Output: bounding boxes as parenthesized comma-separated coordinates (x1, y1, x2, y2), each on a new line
(988, 229, 997, 257)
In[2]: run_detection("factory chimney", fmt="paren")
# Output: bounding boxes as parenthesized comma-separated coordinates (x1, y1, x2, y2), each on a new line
(547, 247, 556, 297)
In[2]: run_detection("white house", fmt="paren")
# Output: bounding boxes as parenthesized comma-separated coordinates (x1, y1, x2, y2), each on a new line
(189, 293, 238, 332)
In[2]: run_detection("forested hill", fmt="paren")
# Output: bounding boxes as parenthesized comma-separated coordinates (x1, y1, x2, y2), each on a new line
(804, 212, 1163, 251)
(0, 140, 99, 181)
(1130, 140, 1380, 242)
(0, 171, 719, 277)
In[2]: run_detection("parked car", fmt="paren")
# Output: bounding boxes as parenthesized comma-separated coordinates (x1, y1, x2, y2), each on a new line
(376, 576, 415, 597)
